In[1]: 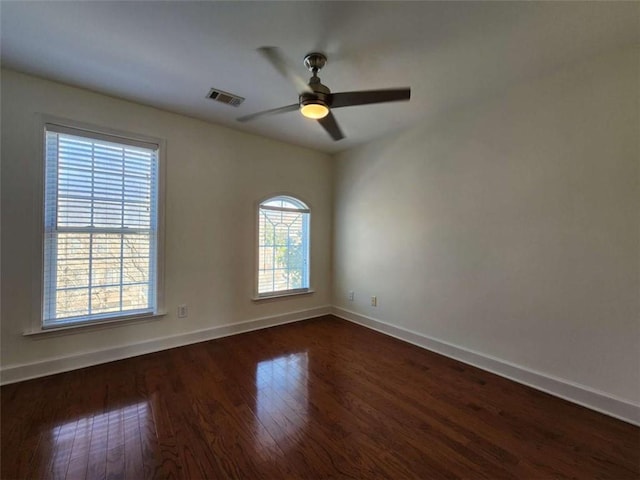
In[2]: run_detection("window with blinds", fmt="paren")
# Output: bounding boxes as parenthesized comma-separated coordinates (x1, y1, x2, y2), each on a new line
(258, 196, 310, 296)
(42, 123, 161, 327)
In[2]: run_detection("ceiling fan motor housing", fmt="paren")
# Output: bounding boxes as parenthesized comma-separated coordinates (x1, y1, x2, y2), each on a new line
(300, 73, 331, 110)
(300, 92, 329, 110)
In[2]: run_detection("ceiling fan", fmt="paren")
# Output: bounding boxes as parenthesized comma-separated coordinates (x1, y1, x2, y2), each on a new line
(237, 47, 411, 141)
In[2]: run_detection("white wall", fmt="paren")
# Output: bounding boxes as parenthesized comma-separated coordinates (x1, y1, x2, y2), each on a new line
(333, 48, 640, 405)
(1, 70, 333, 376)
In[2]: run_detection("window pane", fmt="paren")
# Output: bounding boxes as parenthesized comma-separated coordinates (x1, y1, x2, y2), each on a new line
(57, 233, 90, 260)
(93, 200, 123, 228)
(92, 234, 122, 260)
(124, 203, 150, 228)
(58, 199, 92, 227)
(56, 288, 89, 319)
(258, 195, 309, 295)
(57, 259, 90, 288)
(91, 257, 121, 286)
(123, 234, 150, 258)
(288, 269, 304, 290)
(91, 286, 121, 314)
(262, 196, 307, 210)
(122, 284, 148, 310)
(123, 258, 149, 283)
(43, 126, 159, 326)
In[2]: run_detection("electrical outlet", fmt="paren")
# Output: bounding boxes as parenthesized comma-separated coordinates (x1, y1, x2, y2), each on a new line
(177, 304, 188, 318)
(371, 296, 377, 307)
(348, 291, 354, 301)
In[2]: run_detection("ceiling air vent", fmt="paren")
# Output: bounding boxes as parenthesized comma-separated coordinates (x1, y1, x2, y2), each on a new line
(206, 88, 245, 107)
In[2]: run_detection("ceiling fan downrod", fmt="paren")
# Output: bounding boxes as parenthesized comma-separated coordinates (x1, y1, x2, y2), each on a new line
(299, 52, 331, 119)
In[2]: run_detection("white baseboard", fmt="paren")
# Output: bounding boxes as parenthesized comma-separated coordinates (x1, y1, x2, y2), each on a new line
(332, 306, 640, 427)
(4, 304, 638, 427)
(0, 305, 332, 386)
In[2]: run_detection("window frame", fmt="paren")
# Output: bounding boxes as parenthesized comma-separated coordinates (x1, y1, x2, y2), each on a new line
(29, 115, 166, 334)
(254, 194, 313, 300)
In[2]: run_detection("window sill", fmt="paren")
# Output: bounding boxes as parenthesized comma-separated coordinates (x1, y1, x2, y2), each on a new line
(23, 311, 167, 337)
(252, 289, 315, 302)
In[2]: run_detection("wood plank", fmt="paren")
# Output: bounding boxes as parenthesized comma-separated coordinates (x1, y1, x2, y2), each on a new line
(1, 315, 638, 479)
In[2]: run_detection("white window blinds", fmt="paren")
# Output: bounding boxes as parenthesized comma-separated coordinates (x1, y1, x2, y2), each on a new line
(258, 196, 310, 295)
(42, 124, 160, 326)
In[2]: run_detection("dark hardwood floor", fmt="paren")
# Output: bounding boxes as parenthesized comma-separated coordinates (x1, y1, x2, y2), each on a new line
(1, 315, 638, 479)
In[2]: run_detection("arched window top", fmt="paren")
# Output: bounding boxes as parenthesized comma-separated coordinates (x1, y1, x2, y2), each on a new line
(261, 195, 309, 212)
(257, 194, 310, 297)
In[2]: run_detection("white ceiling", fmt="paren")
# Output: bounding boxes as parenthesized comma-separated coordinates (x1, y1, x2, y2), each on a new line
(1, 1, 638, 154)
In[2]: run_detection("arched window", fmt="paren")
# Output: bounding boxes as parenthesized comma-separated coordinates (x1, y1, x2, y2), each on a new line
(257, 195, 310, 296)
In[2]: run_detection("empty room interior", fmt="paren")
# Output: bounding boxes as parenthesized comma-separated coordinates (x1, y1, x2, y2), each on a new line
(1, 1, 639, 478)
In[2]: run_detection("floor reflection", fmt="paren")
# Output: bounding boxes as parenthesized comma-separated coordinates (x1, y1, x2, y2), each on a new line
(255, 352, 309, 450)
(50, 400, 149, 476)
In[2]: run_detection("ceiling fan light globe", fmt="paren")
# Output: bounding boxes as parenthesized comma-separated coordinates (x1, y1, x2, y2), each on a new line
(300, 103, 329, 119)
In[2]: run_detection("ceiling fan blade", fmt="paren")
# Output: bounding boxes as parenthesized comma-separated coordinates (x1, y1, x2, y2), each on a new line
(317, 111, 344, 141)
(237, 103, 299, 122)
(329, 88, 411, 109)
(258, 47, 313, 94)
